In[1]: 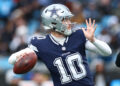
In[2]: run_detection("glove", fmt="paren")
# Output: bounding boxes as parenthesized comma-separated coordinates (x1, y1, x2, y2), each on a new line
(8, 48, 35, 65)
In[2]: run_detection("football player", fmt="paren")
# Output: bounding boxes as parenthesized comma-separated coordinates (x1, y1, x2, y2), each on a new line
(8, 4, 112, 86)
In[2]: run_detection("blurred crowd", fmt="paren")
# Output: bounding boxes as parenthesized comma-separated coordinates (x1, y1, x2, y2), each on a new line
(0, 0, 120, 86)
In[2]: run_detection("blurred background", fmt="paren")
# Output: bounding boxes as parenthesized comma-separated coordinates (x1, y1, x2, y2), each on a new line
(0, 0, 120, 86)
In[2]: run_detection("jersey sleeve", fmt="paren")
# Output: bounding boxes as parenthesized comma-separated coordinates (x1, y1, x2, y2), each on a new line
(28, 36, 40, 58)
(75, 29, 87, 43)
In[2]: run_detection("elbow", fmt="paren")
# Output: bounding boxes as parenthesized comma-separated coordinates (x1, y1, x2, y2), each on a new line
(102, 48, 112, 56)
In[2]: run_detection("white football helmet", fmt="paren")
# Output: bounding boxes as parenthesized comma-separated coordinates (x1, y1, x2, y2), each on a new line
(41, 4, 74, 36)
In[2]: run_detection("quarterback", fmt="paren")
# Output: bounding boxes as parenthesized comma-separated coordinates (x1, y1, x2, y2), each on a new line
(9, 4, 112, 86)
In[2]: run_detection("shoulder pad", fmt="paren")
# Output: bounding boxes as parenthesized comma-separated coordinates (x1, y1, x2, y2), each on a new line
(72, 25, 82, 32)
(28, 35, 46, 45)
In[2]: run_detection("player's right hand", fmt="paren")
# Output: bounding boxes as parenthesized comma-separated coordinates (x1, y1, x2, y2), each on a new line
(8, 48, 35, 65)
(8, 53, 18, 65)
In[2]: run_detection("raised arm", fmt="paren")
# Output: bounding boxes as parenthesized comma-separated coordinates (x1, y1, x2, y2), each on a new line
(85, 39, 112, 56)
(82, 18, 112, 56)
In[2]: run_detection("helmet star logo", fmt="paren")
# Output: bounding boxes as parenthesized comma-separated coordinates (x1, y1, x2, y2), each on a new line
(48, 7, 61, 17)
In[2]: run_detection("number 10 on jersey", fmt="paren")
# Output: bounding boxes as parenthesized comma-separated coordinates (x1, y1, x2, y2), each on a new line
(53, 53, 87, 84)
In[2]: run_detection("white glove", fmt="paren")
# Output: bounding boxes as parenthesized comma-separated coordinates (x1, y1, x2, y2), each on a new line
(8, 53, 18, 65)
(8, 48, 35, 65)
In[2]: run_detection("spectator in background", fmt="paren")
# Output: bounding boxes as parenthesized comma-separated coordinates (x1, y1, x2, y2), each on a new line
(5, 69, 23, 86)
(32, 72, 53, 86)
(9, 9, 28, 52)
(70, 1, 85, 24)
(1, 20, 15, 44)
(83, 2, 101, 21)
(97, 0, 112, 15)
(113, 2, 120, 20)
(37, 0, 52, 6)
(18, 81, 38, 86)
(0, 41, 10, 55)
(107, 16, 119, 36)
(97, 30, 111, 44)
(94, 60, 106, 86)
(0, 20, 15, 55)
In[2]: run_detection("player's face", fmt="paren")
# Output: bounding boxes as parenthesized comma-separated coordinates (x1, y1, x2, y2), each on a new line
(62, 18, 72, 30)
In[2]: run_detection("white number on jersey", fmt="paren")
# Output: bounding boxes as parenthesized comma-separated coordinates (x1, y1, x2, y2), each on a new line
(53, 53, 86, 84)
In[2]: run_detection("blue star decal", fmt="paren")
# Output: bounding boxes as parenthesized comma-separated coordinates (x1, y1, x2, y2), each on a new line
(48, 7, 61, 17)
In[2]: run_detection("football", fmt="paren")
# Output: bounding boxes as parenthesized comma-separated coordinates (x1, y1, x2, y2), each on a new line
(13, 52, 37, 74)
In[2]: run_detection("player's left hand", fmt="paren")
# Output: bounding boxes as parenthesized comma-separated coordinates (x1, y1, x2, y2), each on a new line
(82, 18, 97, 42)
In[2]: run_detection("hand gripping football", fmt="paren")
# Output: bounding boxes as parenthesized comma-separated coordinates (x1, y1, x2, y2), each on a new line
(13, 52, 37, 74)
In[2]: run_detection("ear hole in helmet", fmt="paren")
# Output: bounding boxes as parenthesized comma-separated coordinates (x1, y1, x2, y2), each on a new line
(61, 11, 64, 13)
(52, 22, 57, 30)
(52, 22, 57, 25)
(62, 17, 70, 21)
(45, 9, 48, 13)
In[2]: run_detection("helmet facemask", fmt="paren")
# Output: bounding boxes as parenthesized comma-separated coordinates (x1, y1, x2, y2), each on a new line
(54, 17, 73, 36)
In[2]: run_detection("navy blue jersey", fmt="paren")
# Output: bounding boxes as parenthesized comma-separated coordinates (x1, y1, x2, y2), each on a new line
(29, 29, 94, 86)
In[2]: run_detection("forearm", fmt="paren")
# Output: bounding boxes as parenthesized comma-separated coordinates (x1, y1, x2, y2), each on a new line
(85, 39, 112, 56)
(8, 48, 35, 65)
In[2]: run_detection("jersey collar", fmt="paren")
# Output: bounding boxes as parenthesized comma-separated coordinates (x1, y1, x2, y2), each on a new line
(49, 34, 69, 45)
